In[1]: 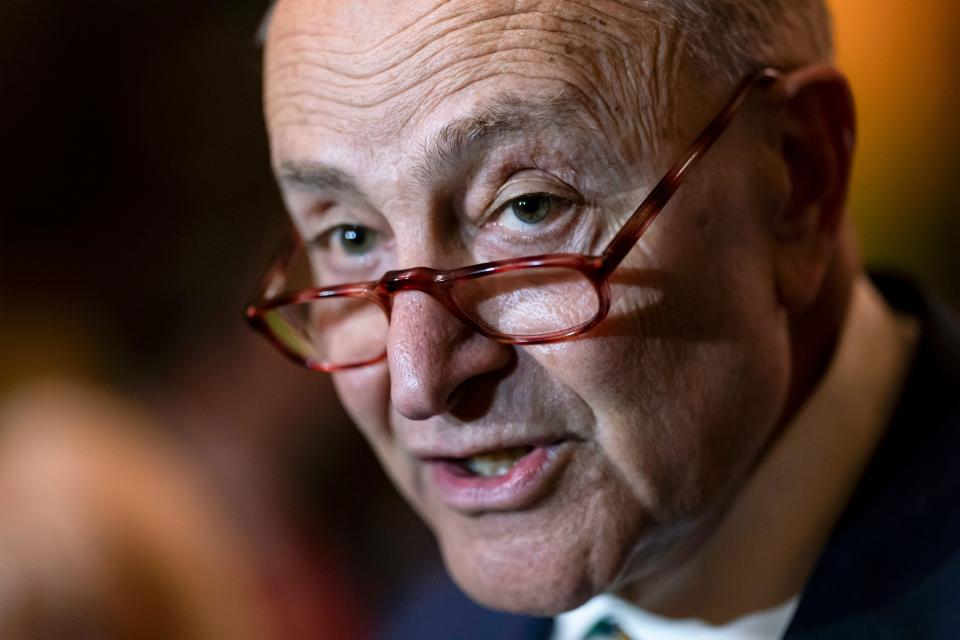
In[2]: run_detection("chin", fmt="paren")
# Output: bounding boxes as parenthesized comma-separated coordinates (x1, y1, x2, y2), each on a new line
(431, 501, 651, 616)
(442, 541, 595, 615)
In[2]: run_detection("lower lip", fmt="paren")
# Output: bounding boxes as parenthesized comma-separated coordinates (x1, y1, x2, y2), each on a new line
(427, 442, 571, 514)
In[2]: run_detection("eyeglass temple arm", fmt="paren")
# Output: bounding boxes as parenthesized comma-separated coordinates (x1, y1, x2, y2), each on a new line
(599, 67, 781, 275)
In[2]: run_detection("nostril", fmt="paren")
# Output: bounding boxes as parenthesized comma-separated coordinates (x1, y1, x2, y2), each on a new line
(448, 362, 516, 422)
(446, 384, 465, 409)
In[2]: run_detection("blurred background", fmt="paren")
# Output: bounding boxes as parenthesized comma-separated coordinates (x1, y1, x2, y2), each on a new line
(1, 1, 957, 638)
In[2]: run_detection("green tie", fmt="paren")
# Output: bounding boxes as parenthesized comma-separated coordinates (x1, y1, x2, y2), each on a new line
(583, 616, 633, 640)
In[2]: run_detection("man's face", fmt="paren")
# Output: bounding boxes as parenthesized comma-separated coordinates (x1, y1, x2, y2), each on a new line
(266, 0, 792, 614)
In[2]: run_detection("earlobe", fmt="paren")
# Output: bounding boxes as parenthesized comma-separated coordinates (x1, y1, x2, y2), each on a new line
(770, 65, 856, 312)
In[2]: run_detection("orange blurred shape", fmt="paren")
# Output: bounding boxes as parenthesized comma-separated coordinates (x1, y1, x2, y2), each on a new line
(830, 0, 960, 274)
(0, 381, 272, 640)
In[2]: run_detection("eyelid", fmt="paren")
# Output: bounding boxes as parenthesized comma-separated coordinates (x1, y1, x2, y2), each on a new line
(299, 202, 387, 244)
(307, 222, 362, 247)
(484, 174, 583, 221)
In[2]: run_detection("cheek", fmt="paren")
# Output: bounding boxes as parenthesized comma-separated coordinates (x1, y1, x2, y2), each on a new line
(527, 230, 790, 515)
(332, 364, 392, 443)
(333, 364, 433, 511)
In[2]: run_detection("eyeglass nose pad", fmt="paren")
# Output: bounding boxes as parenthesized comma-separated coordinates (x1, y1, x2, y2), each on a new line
(379, 265, 466, 326)
(385, 290, 513, 421)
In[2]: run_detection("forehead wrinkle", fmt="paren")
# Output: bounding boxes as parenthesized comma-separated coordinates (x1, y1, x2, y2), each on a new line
(398, 47, 651, 153)
(266, 2, 662, 129)
(266, 6, 550, 94)
(267, 0, 684, 178)
(266, 27, 580, 128)
(269, 0, 456, 57)
(267, 56, 617, 153)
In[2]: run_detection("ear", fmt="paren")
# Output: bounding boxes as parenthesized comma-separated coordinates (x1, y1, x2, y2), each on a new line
(769, 65, 856, 313)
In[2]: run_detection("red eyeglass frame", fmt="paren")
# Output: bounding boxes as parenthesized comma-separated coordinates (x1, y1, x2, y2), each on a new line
(246, 67, 781, 372)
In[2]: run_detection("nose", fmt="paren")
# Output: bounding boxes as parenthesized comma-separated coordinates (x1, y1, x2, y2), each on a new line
(387, 290, 513, 421)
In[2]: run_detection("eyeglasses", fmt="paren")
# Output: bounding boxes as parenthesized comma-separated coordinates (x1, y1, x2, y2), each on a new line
(245, 68, 780, 372)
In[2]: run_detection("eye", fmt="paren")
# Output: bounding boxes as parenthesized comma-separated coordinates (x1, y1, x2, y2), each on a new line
(336, 224, 378, 255)
(310, 224, 379, 256)
(306, 223, 385, 282)
(509, 194, 552, 224)
(495, 193, 573, 232)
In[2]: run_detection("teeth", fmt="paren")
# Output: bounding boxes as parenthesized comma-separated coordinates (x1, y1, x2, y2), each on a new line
(463, 447, 531, 477)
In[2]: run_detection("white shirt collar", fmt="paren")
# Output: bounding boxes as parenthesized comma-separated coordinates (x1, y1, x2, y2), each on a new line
(553, 593, 799, 640)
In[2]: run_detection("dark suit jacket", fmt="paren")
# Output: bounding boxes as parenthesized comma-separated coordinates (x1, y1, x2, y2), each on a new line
(381, 275, 960, 640)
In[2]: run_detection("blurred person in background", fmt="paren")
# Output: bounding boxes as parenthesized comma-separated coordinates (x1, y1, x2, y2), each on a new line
(248, 1, 960, 639)
(0, 381, 270, 639)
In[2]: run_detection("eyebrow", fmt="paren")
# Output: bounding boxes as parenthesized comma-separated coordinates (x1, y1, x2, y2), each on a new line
(415, 90, 596, 182)
(277, 89, 597, 199)
(277, 163, 365, 200)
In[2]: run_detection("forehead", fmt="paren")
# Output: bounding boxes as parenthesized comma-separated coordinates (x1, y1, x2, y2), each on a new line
(265, 0, 678, 164)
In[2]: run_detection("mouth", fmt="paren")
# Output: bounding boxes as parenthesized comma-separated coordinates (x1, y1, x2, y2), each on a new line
(452, 446, 536, 478)
(422, 439, 573, 514)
